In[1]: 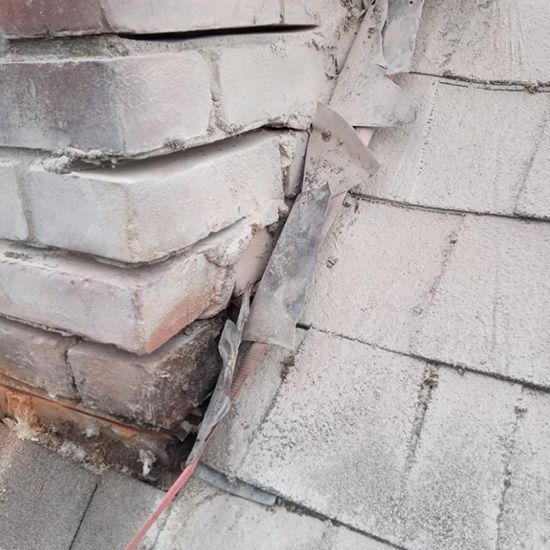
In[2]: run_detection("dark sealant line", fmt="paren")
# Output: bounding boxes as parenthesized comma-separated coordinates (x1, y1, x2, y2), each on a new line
(117, 24, 318, 41)
(68, 480, 99, 550)
(299, 324, 550, 396)
(350, 192, 550, 225)
(409, 71, 550, 93)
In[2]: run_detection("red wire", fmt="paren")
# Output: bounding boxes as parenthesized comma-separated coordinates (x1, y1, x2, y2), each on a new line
(230, 343, 268, 400)
(125, 461, 197, 550)
(124, 343, 267, 548)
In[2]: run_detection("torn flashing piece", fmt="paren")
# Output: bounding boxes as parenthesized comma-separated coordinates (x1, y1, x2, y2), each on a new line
(361, 0, 389, 66)
(244, 104, 379, 349)
(243, 183, 331, 349)
(186, 289, 250, 466)
(196, 463, 277, 506)
(382, 0, 425, 75)
(303, 103, 379, 196)
(330, 4, 417, 127)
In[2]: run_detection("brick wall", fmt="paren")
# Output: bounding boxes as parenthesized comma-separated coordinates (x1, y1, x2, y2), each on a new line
(0, 0, 364, 479)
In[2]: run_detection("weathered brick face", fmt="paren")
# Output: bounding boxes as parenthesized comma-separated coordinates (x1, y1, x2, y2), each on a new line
(0, 0, 318, 39)
(69, 319, 224, 429)
(0, 318, 77, 399)
(0, 37, 324, 156)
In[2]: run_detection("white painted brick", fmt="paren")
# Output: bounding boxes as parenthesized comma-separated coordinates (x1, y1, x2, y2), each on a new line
(22, 132, 284, 263)
(412, 0, 550, 82)
(0, 317, 76, 398)
(0, 159, 28, 240)
(0, 0, 317, 38)
(0, 240, 230, 354)
(0, 35, 326, 155)
(216, 39, 325, 131)
(207, 329, 525, 549)
(302, 202, 550, 386)
(68, 319, 222, 429)
(498, 390, 550, 549)
(0, 44, 212, 156)
(360, 76, 550, 217)
(400, 368, 521, 550)
(103, 0, 318, 34)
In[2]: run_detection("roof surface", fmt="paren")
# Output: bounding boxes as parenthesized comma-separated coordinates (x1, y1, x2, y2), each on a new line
(2, 1, 550, 549)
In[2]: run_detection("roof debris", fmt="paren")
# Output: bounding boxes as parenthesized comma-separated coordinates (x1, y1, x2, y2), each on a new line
(331, 0, 420, 126)
(382, 0, 426, 75)
(187, 288, 251, 466)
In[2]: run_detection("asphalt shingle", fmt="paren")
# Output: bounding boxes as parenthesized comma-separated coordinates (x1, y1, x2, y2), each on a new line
(0, 424, 98, 550)
(360, 76, 550, 219)
(302, 203, 550, 387)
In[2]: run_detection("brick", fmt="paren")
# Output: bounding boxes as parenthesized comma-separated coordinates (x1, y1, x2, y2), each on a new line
(0, 40, 212, 156)
(360, 76, 550, 217)
(0, 0, 317, 39)
(155, 478, 392, 550)
(233, 226, 278, 296)
(0, 383, 185, 486)
(0, 159, 28, 240)
(0, 35, 325, 155)
(399, 368, 521, 550)
(0, 240, 230, 354)
(0, 317, 76, 399)
(102, 0, 318, 34)
(20, 132, 284, 263)
(412, 0, 550, 82)
(0, 424, 98, 550)
(69, 319, 223, 429)
(302, 203, 550, 387)
(216, 38, 325, 132)
(498, 389, 550, 549)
